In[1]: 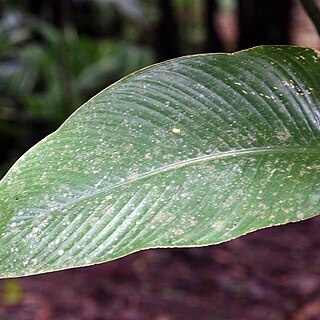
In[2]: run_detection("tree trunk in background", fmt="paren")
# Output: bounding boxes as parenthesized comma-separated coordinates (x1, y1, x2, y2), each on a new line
(204, 0, 224, 52)
(52, 0, 73, 29)
(28, 0, 42, 16)
(156, 0, 180, 61)
(27, 0, 73, 29)
(237, 0, 293, 49)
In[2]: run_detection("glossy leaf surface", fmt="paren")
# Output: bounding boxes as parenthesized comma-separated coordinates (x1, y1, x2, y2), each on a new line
(0, 46, 320, 277)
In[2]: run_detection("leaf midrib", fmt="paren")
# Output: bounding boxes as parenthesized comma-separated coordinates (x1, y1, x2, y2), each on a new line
(49, 146, 320, 212)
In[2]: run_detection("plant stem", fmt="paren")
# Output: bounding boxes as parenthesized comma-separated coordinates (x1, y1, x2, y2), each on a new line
(299, 0, 320, 36)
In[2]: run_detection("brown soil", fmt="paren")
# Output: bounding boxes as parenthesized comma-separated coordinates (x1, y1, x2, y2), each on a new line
(1, 217, 320, 320)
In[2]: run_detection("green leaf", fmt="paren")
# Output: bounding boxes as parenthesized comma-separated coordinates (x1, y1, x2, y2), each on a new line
(0, 46, 320, 278)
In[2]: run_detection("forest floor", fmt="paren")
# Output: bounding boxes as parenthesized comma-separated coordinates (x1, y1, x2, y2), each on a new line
(0, 216, 320, 320)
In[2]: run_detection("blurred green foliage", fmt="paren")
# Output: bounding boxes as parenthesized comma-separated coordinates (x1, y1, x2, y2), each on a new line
(0, 1, 157, 177)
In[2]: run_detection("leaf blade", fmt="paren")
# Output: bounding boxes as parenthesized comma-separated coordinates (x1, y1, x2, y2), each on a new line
(1, 46, 320, 277)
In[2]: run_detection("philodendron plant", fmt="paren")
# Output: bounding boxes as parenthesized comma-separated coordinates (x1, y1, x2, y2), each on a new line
(0, 46, 319, 278)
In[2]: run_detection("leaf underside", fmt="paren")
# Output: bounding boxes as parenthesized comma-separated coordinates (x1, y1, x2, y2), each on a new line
(0, 46, 320, 278)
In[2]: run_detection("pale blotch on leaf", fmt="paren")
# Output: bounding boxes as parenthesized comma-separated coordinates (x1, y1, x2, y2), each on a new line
(171, 128, 181, 134)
